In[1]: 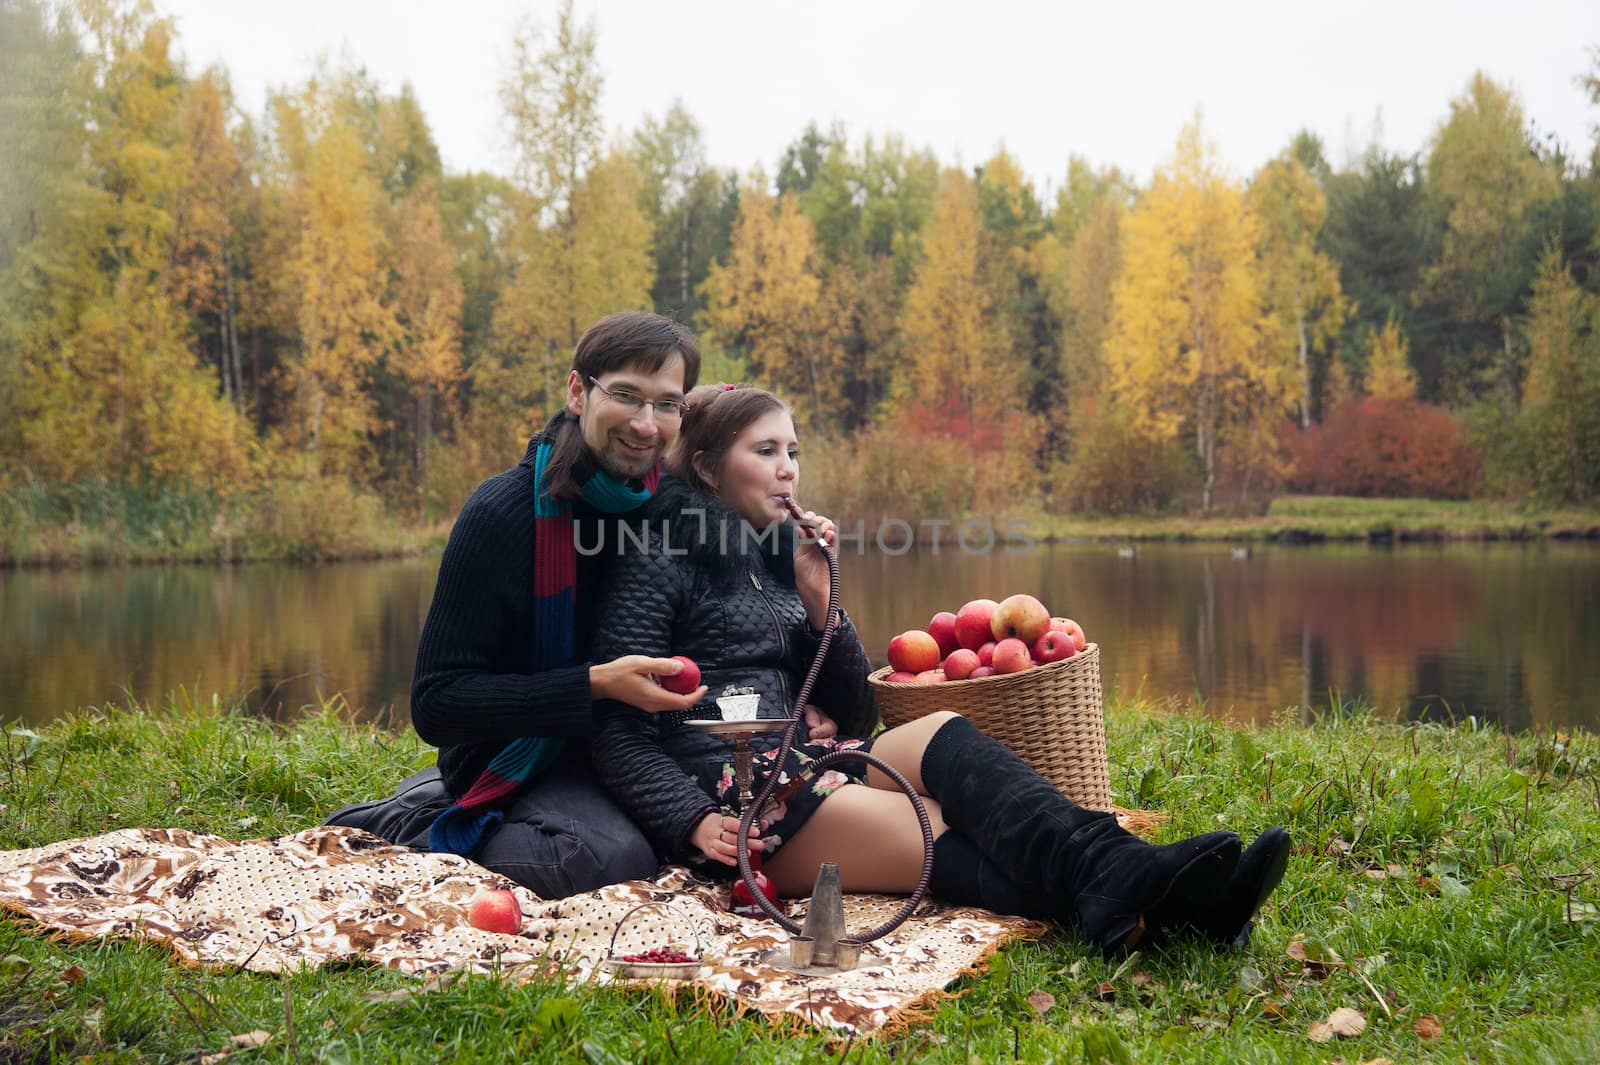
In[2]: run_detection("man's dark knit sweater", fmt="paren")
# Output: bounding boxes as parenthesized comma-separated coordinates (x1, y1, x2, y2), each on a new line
(410, 434, 645, 797)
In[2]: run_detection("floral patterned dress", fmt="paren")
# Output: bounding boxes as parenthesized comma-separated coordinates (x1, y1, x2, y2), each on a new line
(685, 735, 876, 861)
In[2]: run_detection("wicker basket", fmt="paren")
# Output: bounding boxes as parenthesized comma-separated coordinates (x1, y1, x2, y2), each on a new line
(867, 642, 1111, 812)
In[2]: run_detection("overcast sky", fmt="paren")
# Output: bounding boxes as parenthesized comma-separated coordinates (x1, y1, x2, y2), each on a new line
(162, 0, 1598, 193)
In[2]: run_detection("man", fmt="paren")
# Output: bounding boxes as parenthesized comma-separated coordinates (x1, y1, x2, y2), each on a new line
(324, 311, 708, 897)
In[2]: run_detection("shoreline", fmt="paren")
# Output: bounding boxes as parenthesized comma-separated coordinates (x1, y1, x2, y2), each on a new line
(4, 495, 1599, 568)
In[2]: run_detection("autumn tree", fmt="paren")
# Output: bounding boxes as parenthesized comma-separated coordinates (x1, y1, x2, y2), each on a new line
(1106, 119, 1289, 510)
(896, 167, 1020, 429)
(699, 173, 839, 426)
(1423, 72, 1559, 402)
(1037, 159, 1131, 444)
(1364, 317, 1418, 401)
(491, 0, 652, 427)
(386, 181, 463, 490)
(1249, 145, 1348, 426)
(5, 0, 250, 489)
(266, 87, 398, 478)
(1517, 247, 1600, 501)
(169, 68, 250, 410)
(633, 101, 736, 320)
(1320, 148, 1445, 396)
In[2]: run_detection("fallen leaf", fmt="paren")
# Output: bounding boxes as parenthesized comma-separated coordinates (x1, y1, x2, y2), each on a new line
(199, 1031, 272, 1065)
(1287, 937, 1342, 977)
(1363, 867, 1388, 880)
(1259, 1001, 1286, 1019)
(1130, 971, 1153, 986)
(1361, 1058, 1394, 1065)
(58, 965, 86, 984)
(1095, 981, 1116, 1001)
(1386, 863, 1407, 878)
(1328, 1007, 1368, 1037)
(1413, 1014, 1443, 1040)
(1307, 1021, 1335, 1043)
(1027, 989, 1055, 1017)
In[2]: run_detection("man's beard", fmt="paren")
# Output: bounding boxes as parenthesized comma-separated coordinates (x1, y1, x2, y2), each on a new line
(595, 436, 659, 480)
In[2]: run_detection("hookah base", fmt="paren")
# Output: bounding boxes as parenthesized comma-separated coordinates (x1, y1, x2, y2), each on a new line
(758, 939, 869, 975)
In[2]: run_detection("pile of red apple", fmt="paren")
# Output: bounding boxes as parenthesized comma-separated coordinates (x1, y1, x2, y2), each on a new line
(883, 594, 1087, 683)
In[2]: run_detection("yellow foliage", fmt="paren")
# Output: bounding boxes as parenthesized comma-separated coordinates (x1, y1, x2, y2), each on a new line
(897, 168, 1018, 419)
(281, 119, 397, 478)
(1249, 150, 1348, 425)
(1364, 319, 1417, 401)
(699, 173, 835, 423)
(1105, 118, 1290, 508)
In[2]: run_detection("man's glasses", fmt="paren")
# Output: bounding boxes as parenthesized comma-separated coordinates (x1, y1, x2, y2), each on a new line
(587, 377, 690, 420)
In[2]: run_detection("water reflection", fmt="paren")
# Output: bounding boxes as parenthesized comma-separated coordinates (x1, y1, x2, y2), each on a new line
(2, 543, 1595, 731)
(0, 559, 438, 725)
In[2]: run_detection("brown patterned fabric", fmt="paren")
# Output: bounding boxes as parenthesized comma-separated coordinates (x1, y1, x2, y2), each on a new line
(0, 826, 1045, 1036)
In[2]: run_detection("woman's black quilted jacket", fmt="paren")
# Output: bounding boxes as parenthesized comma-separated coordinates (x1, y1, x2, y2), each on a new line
(589, 476, 879, 861)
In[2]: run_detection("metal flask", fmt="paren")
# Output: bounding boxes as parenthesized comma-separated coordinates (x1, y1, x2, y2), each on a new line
(799, 861, 846, 966)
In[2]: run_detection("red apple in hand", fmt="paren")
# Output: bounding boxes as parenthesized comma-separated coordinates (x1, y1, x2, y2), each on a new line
(991, 594, 1051, 643)
(888, 630, 941, 674)
(659, 655, 701, 695)
(1050, 617, 1088, 652)
(1032, 629, 1077, 663)
(468, 889, 522, 935)
(928, 612, 960, 658)
(954, 599, 1000, 650)
(991, 637, 1034, 674)
(943, 648, 980, 681)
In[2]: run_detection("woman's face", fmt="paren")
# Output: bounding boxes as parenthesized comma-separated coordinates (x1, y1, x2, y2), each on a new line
(697, 409, 800, 528)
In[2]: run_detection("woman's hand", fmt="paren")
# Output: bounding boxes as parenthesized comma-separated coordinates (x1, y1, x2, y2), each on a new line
(803, 703, 838, 741)
(793, 508, 839, 630)
(590, 655, 707, 713)
(692, 811, 765, 866)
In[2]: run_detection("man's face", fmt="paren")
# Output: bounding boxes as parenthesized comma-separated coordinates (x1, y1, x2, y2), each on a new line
(566, 353, 687, 481)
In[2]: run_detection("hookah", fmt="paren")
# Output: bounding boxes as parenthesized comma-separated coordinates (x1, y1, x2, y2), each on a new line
(688, 497, 934, 971)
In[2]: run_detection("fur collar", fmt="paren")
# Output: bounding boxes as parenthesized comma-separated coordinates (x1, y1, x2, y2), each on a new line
(643, 475, 798, 584)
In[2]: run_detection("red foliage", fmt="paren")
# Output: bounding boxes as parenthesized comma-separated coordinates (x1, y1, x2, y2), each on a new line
(892, 390, 1010, 452)
(1289, 397, 1481, 499)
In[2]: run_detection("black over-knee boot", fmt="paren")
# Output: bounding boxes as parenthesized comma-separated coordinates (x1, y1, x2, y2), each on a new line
(929, 830, 1052, 920)
(920, 716, 1241, 953)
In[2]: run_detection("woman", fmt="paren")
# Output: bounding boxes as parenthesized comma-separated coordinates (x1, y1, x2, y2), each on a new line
(590, 384, 1289, 953)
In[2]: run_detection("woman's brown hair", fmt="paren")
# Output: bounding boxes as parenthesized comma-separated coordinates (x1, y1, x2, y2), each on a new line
(666, 384, 789, 495)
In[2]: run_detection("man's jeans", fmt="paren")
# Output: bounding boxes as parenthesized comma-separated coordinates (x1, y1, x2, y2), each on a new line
(321, 753, 658, 899)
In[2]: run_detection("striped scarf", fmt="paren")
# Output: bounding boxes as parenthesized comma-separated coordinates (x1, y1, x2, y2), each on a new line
(429, 417, 659, 857)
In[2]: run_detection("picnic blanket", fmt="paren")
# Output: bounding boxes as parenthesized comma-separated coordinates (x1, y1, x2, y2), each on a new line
(0, 826, 1046, 1036)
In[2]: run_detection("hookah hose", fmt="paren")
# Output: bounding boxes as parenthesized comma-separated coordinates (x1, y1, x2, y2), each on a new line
(733, 498, 935, 942)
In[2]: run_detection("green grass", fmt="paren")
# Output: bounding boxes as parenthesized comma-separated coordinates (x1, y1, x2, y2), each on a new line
(3, 694, 1600, 1062)
(1028, 494, 1600, 544)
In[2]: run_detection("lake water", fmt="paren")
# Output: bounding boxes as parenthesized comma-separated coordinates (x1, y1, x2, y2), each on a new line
(3, 541, 1596, 731)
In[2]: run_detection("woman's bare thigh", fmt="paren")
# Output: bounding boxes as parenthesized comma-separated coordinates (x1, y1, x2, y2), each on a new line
(862, 709, 961, 794)
(762, 783, 946, 896)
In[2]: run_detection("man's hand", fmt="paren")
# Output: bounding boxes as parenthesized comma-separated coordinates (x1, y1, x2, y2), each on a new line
(803, 703, 838, 741)
(590, 655, 707, 713)
(692, 810, 765, 866)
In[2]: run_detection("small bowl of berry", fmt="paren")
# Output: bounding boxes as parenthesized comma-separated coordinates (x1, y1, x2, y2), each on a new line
(603, 902, 708, 981)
